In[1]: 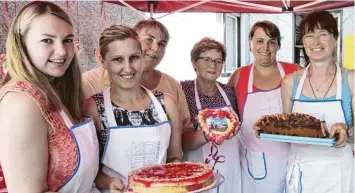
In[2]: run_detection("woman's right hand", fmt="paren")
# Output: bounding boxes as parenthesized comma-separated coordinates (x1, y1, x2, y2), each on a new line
(109, 178, 125, 193)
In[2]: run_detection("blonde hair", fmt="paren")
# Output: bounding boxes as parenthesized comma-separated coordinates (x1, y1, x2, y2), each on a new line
(4, 1, 84, 121)
(98, 25, 141, 85)
(133, 19, 170, 43)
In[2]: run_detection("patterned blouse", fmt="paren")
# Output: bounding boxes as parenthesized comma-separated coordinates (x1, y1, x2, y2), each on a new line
(92, 91, 167, 158)
(181, 80, 238, 130)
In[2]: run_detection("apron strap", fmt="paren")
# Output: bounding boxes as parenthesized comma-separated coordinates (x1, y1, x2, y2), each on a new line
(295, 64, 342, 100)
(194, 80, 232, 109)
(103, 87, 118, 127)
(248, 62, 285, 93)
(335, 64, 342, 100)
(141, 86, 168, 122)
(294, 65, 309, 100)
(216, 83, 232, 106)
(59, 110, 74, 128)
(194, 80, 203, 110)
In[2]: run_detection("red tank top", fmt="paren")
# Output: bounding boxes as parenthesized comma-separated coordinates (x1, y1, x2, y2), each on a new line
(235, 62, 298, 119)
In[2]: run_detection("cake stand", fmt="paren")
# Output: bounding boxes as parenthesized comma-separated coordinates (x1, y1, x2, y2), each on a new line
(189, 172, 225, 193)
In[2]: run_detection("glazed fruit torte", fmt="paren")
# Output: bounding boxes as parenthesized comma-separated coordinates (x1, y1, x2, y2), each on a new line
(198, 109, 240, 144)
(254, 113, 329, 138)
(127, 162, 215, 193)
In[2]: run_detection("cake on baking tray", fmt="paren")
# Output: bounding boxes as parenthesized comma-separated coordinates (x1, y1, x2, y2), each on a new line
(198, 109, 240, 144)
(127, 162, 215, 193)
(254, 113, 329, 138)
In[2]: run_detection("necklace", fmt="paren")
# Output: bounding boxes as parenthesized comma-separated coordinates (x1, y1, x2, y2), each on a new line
(308, 66, 337, 99)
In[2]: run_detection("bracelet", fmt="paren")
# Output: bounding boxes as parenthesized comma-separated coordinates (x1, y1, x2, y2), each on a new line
(347, 124, 354, 137)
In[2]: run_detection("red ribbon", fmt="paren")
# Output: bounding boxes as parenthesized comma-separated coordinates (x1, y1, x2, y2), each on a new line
(204, 142, 226, 170)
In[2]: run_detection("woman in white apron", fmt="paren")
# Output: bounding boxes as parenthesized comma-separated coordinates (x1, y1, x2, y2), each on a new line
(228, 21, 299, 193)
(86, 25, 183, 193)
(281, 11, 354, 193)
(181, 38, 241, 193)
(0, 2, 99, 192)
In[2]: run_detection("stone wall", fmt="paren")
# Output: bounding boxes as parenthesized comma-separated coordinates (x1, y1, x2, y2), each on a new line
(0, 1, 143, 71)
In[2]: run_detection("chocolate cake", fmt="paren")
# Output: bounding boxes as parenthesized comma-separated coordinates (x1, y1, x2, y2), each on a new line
(254, 113, 329, 138)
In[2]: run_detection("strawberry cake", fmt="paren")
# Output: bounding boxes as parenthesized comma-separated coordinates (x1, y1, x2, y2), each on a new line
(198, 109, 240, 144)
(127, 162, 215, 193)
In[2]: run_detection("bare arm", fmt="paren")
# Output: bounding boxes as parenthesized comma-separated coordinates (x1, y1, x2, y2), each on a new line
(0, 93, 48, 193)
(164, 93, 183, 163)
(281, 73, 295, 113)
(182, 129, 208, 152)
(85, 97, 102, 132)
(227, 68, 241, 89)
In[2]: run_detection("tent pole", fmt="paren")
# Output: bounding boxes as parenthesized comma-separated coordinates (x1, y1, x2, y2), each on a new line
(294, 0, 328, 11)
(149, 2, 154, 19)
(220, 0, 282, 12)
(281, 0, 289, 10)
(155, 0, 211, 20)
(117, 0, 149, 19)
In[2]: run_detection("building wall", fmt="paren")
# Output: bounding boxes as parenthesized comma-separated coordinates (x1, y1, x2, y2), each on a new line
(0, 1, 143, 71)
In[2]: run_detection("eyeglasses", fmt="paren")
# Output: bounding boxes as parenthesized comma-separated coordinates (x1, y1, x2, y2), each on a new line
(303, 31, 331, 43)
(198, 57, 224, 65)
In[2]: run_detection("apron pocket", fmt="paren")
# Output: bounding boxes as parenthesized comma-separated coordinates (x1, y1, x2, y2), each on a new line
(245, 150, 267, 180)
(300, 163, 342, 193)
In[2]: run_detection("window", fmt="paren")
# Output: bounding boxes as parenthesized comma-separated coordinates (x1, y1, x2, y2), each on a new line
(222, 13, 241, 77)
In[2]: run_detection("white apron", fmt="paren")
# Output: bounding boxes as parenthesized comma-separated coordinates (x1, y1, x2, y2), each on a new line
(286, 64, 354, 193)
(184, 80, 241, 193)
(100, 87, 171, 193)
(0, 112, 100, 193)
(239, 62, 290, 193)
(57, 111, 100, 193)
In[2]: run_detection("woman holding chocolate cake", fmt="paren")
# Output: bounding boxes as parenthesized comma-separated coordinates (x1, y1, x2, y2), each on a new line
(86, 25, 183, 193)
(281, 11, 354, 193)
(181, 37, 241, 193)
(227, 21, 299, 193)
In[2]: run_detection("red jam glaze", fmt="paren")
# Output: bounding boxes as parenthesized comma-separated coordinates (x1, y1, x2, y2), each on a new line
(131, 163, 214, 187)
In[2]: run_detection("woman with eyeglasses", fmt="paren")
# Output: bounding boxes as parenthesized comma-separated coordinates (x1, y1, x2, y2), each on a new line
(280, 11, 354, 193)
(227, 21, 299, 193)
(181, 37, 241, 193)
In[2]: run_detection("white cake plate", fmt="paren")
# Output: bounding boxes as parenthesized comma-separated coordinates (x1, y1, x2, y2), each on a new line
(189, 172, 225, 193)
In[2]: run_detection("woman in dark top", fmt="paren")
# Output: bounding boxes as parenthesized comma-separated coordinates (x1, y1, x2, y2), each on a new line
(180, 37, 241, 193)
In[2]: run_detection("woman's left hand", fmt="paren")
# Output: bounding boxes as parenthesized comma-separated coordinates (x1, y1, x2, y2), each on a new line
(330, 123, 348, 148)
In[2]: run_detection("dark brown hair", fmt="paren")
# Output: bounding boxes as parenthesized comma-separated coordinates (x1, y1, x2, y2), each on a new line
(249, 20, 281, 48)
(299, 11, 339, 41)
(133, 19, 170, 44)
(190, 37, 227, 63)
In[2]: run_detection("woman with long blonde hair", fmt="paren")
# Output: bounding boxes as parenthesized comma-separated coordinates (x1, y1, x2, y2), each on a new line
(0, 2, 99, 193)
